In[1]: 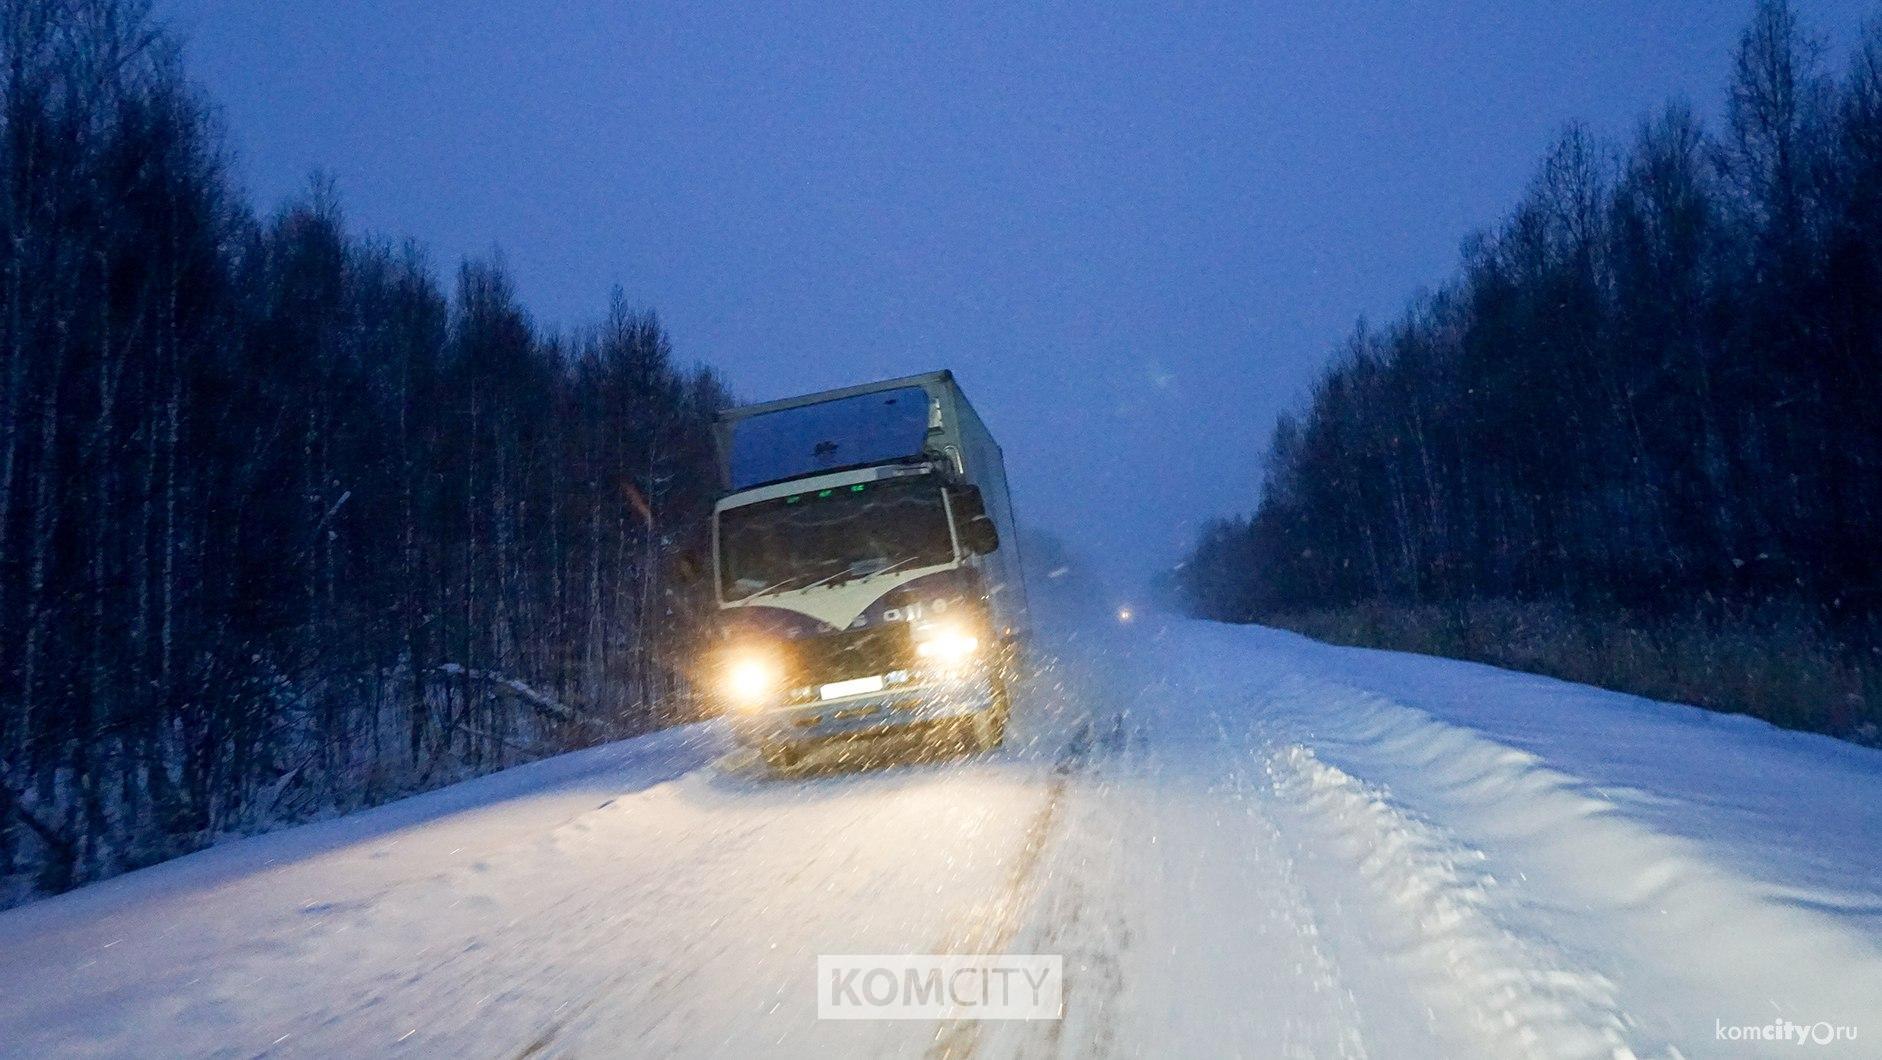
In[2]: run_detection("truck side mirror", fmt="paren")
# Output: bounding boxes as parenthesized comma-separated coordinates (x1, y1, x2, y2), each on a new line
(951, 486, 999, 555)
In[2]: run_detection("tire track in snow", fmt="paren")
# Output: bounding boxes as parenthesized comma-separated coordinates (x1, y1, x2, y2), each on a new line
(973, 634, 1380, 1059)
(923, 717, 1091, 1059)
(1242, 656, 1882, 1057)
(997, 714, 1142, 1060)
(1263, 738, 1642, 1059)
(518, 759, 1002, 1058)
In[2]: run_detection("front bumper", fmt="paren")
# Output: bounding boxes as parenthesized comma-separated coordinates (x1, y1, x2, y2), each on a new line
(731, 670, 997, 747)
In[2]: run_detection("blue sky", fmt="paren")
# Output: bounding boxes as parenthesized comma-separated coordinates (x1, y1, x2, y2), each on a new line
(162, 0, 1877, 593)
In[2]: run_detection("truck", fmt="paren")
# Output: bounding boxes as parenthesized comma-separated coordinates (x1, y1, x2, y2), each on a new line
(708, 370, 1028, 769)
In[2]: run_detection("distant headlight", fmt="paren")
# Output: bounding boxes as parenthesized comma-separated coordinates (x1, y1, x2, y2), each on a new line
(722, 654, 780, 709)
(914, 623, 980, 666)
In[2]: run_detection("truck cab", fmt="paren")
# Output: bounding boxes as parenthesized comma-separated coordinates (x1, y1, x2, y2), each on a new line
(709, 372, 1026, 769)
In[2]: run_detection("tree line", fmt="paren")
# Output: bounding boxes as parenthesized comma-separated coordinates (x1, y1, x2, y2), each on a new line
(1181, 1, 1882, 734)
(1, 0, 729, 900)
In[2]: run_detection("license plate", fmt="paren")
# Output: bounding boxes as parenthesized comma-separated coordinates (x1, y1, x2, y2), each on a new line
(820, 675, 885, 700)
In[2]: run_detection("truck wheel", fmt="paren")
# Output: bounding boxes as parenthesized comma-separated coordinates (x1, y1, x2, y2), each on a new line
(979, 707, 1008, 751)
(969, 678, 1008, 753)
(760, 743, 798, 771)
(990, 667, 1013, 725)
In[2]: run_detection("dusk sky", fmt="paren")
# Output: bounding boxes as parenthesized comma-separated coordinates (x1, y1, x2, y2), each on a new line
(161, 0, 1875, 592)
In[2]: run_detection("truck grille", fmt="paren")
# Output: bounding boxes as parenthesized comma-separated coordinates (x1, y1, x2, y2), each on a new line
(790, 624, 910, 684)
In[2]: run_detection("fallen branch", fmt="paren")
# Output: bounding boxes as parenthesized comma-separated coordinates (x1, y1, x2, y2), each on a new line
(434, 664, 582, 725)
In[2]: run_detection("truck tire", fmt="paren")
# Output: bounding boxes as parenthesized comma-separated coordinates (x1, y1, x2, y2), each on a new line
(961, 707, 1001, 753)
(970, 672, 1010, 752)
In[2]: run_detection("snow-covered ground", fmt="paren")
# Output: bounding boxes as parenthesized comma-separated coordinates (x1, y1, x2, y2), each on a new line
(3, 616, 1879, 1057)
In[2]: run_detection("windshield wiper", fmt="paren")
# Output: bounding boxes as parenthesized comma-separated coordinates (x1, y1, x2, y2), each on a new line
(742, 572, 814, 601)
(742, 555, 853, 601)
(799, 553, 928, 593)
(745, 554, 930, 602)
(870, 553, 928, 581)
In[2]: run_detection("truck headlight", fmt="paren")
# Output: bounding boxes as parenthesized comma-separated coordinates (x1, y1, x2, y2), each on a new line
(723, 654, 780, 708)
(914, 623, 980, 666)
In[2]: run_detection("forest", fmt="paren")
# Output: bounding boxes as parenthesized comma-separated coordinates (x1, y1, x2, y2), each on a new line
(1180, 0, 1882, 742)
(0, 0, 728, 901)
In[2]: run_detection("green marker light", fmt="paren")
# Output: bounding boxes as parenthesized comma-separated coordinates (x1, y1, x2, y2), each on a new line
(817, 489, 833, 498)
(850, 483, 866, 492)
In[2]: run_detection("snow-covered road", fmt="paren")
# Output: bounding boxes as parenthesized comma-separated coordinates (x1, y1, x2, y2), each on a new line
(4, 617, 1880, 1057)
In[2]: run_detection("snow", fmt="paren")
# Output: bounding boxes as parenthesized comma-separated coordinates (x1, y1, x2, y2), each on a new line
(3, 615, 1879, 1056)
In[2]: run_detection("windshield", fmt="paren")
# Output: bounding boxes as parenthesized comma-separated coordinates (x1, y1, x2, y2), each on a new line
(717, 477, 955, 602)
